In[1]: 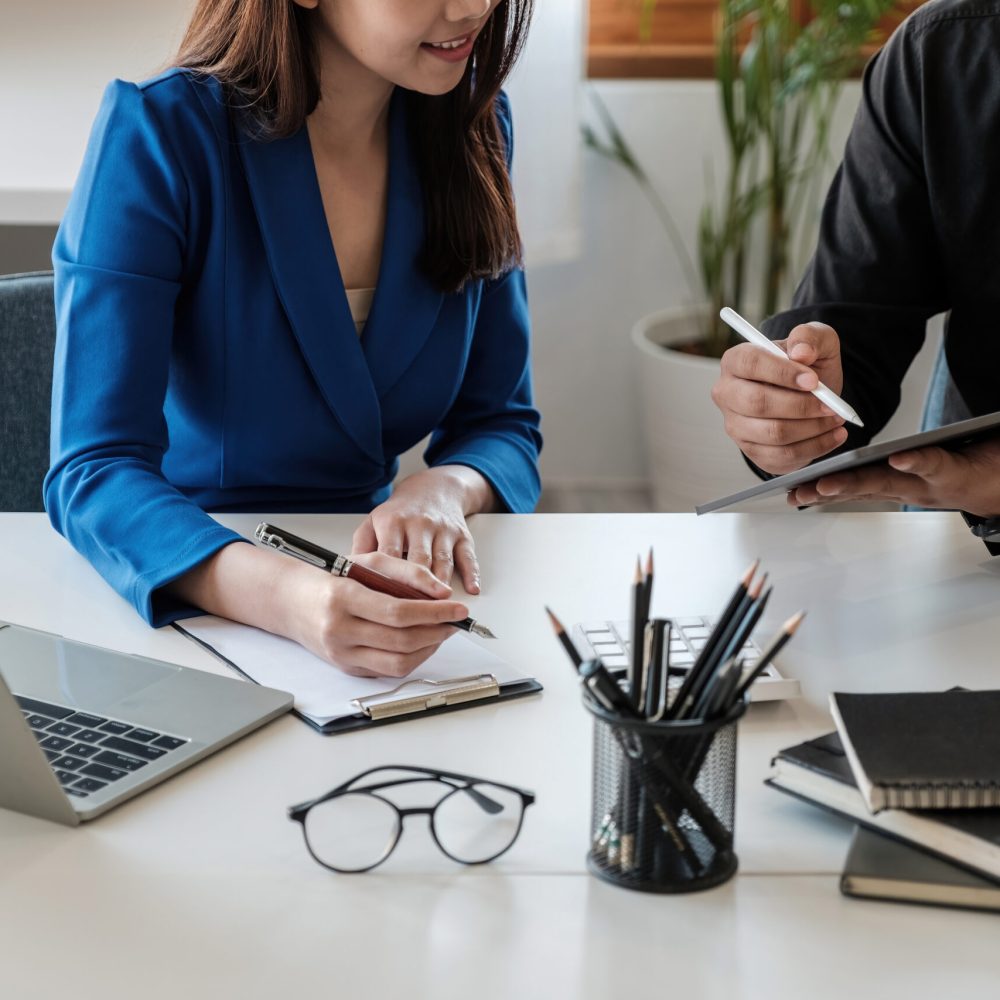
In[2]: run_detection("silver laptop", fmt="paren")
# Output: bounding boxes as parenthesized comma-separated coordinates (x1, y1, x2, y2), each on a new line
(0, 622, 293, 825)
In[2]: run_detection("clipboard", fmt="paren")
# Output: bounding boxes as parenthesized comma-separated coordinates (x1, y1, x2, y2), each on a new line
(173, 619, 542, 736)
(696, 410, 1000, 514)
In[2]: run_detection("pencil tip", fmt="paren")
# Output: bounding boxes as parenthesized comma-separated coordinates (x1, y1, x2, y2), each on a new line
(545, 606, 564, 633)
(750, 572, 769, 599)
(785, 610, 806, 633)
(634, 557, 642, 584)
(645, 547, 654, 577)
(742, 559, 760, 587)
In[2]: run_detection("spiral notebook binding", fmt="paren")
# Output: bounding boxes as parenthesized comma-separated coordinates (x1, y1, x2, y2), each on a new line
(884, 781, 1000, 811)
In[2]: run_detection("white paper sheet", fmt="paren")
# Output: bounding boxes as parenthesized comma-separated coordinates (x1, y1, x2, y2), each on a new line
(176, 615, 529, 728)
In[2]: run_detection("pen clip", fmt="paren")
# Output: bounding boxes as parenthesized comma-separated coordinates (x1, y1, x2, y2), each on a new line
(255, 527, 329, 570)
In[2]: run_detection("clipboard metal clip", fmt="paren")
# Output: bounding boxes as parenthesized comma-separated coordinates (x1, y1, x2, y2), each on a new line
(351, 674, 501, 721)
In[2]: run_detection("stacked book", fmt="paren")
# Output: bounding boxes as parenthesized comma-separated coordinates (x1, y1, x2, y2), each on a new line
(767, 690, 1000, 912)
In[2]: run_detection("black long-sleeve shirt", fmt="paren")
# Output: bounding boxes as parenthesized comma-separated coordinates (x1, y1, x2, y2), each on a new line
(762, 0, 1000, 446)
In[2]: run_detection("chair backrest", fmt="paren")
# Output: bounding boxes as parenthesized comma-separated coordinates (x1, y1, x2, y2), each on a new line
(0, 271, 56, 512)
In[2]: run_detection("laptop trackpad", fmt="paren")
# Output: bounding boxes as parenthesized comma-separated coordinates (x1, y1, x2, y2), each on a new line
(0, 626, 179, 714)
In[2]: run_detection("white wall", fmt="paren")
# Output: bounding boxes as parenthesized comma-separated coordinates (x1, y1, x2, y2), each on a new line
(530, 79, 940, 489)
(0, 0, 195, 222)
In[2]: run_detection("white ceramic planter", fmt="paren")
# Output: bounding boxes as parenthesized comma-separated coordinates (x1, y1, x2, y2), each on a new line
(631, 307, 764, 512)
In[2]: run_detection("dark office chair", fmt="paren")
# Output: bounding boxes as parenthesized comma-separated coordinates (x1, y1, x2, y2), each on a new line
(0, 271, 56, 511)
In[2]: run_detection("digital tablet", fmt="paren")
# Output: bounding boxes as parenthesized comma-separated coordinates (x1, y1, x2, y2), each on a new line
(695, 410, 1000, 515)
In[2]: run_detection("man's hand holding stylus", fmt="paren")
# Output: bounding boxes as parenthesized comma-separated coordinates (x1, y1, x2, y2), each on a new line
(712, 321, 848, 475)
(713, 319, 1000, 515)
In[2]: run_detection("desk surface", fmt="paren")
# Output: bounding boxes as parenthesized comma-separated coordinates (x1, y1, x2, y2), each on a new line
(2, 511, 998, 998)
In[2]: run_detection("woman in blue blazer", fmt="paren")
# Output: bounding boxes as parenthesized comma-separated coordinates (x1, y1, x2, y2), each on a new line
(45, 0, 541, 676)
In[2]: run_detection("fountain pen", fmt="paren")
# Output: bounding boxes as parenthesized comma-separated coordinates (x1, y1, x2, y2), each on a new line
(254, 522, 496, 639)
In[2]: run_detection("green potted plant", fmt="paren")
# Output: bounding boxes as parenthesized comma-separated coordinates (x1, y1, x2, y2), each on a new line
(585, 0, 903, 509)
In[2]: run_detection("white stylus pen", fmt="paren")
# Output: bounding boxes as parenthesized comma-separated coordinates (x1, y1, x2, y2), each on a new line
(719, 306, 864, 428)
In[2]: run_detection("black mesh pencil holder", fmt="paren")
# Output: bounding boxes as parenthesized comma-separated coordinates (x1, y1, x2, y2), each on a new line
(585, 695, 746, 893)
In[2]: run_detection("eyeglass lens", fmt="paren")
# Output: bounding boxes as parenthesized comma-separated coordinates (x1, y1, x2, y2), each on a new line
(304, 792, 400, 872)
(433, 782, 525, 864)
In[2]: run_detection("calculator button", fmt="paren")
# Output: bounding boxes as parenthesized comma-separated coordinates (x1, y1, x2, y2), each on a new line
(25, 715, 55, 730)
(67, 743, 102, 759)
(54, 770, 80, 786)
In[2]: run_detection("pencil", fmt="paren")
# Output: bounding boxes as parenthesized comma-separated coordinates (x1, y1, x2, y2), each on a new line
(669, 560, 758, 719)
(732, 611, 806, 702)
(545, 606, 583, 672)
(641, 547, 654, 624)
(715, 579, 772, 677)
(629, 556, 645, 712)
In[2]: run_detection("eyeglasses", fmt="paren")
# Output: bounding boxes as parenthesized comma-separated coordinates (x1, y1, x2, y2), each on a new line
(288, 765, 536, 873)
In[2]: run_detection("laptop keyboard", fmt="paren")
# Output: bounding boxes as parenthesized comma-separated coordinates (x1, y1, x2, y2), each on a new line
(16, 695, 189, 799)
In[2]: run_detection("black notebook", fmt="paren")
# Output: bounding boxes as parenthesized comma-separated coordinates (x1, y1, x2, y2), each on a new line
(829, 690, 1000, 813)
(841, 826, 1000, 913)
(766, 731, 1000, 883)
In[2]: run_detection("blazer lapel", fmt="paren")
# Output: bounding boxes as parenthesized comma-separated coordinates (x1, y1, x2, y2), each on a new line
(362, 91, 444, 398)
(237, 124, 384, 463)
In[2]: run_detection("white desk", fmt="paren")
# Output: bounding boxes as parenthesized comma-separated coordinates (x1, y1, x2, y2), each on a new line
(2, 512, 998, 998)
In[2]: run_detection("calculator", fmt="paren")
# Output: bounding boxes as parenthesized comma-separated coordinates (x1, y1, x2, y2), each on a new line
(573, 616, 799, 702)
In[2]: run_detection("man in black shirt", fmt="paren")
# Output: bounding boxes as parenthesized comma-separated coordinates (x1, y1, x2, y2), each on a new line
(711, 0, 1000, 545)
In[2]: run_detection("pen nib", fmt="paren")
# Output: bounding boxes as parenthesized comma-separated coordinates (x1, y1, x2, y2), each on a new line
(470, 621, 497, 640)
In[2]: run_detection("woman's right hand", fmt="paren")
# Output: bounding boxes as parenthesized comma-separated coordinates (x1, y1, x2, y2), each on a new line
(283, 551, 469, 678)
(168, 543, 467, 678)
(711, 321, 850, 476)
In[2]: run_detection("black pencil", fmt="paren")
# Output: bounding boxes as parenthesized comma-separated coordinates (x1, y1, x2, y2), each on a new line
(671, 563, 760, 720)
(628, 556, 645, 712)
(545, 606, 584, 672)
(715, 579, 771, 679)
(641, 547, 654, 624)
(704, 572, 767, 679)
(643, 618, 668, 719)
(732, 611, 805, 703)
(668, 559, 757, 719)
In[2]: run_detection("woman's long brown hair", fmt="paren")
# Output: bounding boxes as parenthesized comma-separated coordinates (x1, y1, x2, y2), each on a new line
(173, 1, 533, 293)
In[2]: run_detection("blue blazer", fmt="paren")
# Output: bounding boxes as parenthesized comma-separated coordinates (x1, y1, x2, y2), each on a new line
(45, 70, 542, 627)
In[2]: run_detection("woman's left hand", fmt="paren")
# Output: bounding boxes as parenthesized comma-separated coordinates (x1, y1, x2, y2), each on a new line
(352, 466, 497, 594)
(787, 438, 1000, 516)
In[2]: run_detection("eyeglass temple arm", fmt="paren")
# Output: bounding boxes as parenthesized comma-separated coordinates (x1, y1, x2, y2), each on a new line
(288, 765, 533, 818)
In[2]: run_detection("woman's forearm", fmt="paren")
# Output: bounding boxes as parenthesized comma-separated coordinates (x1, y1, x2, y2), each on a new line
(165, 541, 313, 639)
(431, 464, 500, 514)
